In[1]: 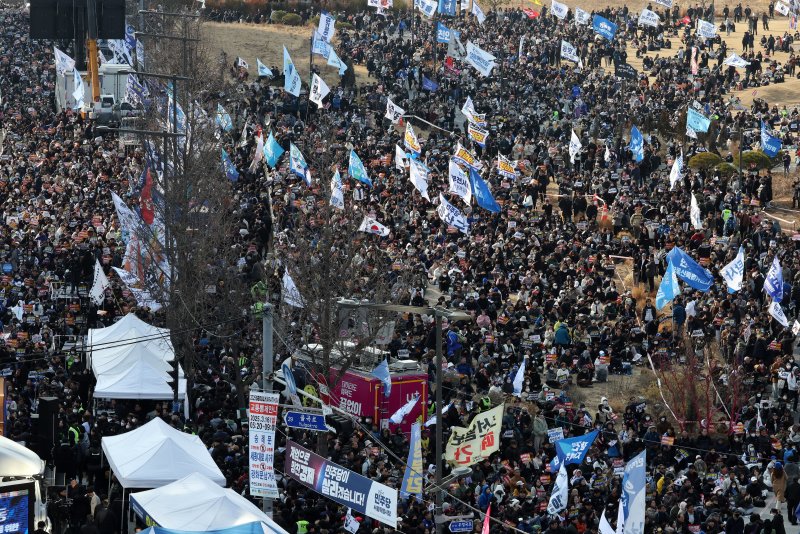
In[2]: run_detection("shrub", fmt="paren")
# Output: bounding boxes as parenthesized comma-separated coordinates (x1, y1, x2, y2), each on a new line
(733, 150, 773, 171)
(281, 13, 303, 25)
(687, 152, 722, 171)
(714, 162, 737, 178)
(270, 10, 287, 22)
(337, 21, 354, 31)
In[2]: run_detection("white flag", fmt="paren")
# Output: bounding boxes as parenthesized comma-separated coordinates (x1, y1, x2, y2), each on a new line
(551, 0, 568, 19)
(776, 1, 790, 15)
(309, 73, 330, 108)
(237, 57, 249, 70)
(282, 271, 305, 308)
(512, 358, 526, 397)
(654, 0, 673, 6)
(547, 465, 569, 515)
(720, 246, 745, 293)
(599, 509, 616, 534)
(575, 7, 590, 24)
(604, 145, 611, 162)
(395, 145, 408, 171)
(317, 11, 336, 43)
(90, 260, 110, 306)
(359, 216, 391, 236)
(465, 41, 496, 77)
(409, 158, 431, 201)
(560, 40, 580, 63)
(72, 69, 85, 107)
(54, 47, 76, 76)
(471, 0, 486, 24)
(386, 98, 405, 123)
(690, 193, 703, 229)
(669, 152, 683, 190)
(793, 320, 800, 336)
(697, 19, 716, 38)
(769, 301, 789, 327)
(330, 171, 344, 210)
(437, 193, 469, 234)
(389, 394, 419, 424)
(257, 58, 273, 77)
(638, 8, 661, 27)
(249, 133, 264, 171)
(569, 129, 582, 163)
(723, 53, 750, 68)
(448, 159, 472, 204)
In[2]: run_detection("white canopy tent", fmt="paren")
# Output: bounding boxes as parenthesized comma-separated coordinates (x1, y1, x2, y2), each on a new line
(93, 364, 186, 400)
(101, 417, 225, 488)
(0, 435, 44, 476)
(130, 473, 290, 534)
(87, 313, 172, 353)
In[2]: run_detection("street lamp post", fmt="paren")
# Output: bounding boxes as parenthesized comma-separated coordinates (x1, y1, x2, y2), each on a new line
(336, 300, 471, 534)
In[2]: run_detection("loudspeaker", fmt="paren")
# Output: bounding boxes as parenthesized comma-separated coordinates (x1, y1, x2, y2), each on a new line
(97, 0, 125, 39)
(30, 0, 124, 40)
(30, 0, 79, 39)
(34, 396, 60, 461)
(327, 413, 353, 437)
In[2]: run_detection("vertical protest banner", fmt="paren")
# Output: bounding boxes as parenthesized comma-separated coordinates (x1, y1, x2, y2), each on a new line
(249, 391, 280, 498)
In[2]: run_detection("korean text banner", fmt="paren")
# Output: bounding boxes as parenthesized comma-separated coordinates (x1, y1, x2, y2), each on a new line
(285, 441, 398, 528)
(445, 403, 504, 465)
(592, 14, 618, 40)
(666, 247, 714, 292)
(248, 391, 279, 498)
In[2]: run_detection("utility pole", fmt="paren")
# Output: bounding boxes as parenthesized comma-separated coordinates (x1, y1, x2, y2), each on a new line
(434, 314, 444, 534)
(262, 302, 274, 518)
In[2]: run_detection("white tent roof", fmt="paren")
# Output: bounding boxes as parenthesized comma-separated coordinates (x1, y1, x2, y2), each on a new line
(130, 473, 289, 534)
(101, 417, 224, 488)
(94, 364, 186, 400)
(92, 342, 174, 376)
(0, 435, 44, 476)
(88, 313, 171, 349)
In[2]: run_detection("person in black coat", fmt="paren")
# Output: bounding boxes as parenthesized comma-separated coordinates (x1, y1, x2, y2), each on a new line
(787, 479, 800, 525)
(725, 509, 745, 534)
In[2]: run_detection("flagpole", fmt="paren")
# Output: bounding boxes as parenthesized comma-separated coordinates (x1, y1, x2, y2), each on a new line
(306, 35, 313, 123)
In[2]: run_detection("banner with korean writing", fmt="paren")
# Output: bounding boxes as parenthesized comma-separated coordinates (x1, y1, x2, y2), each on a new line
(445, 403, 504, 465)
(285, 440, 398, 528)
(248, 391, 279, 498)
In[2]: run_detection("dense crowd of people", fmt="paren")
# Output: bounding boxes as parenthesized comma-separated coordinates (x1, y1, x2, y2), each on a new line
(2, 0, 800, 533)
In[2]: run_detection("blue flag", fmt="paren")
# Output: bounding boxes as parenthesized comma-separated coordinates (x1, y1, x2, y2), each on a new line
(371, 360, 392, 398)
(221, 148, 239, 182)
(550, 430, 599, 472)
(215, 103, 233, 132)
(422, 76, 439, 92)
(655, 261, 680, 310)
(256, 58, 273, 77)
(666, 247, 714, 292)
(469, 168, 500, 213)
(764, 256, 784, 302)
(438, 0, 456, 16)
(686, 108, 710, 133)
(289, 142, 310, 185)
(621, 451, 647, 534)
(263, 131, 285, 168)
(761, 121, 782, 158)
(629, 126, 644, 162)
(436, 22, 454, 43)
(348, 150, 373, 187)
(592, 14, 618, 40)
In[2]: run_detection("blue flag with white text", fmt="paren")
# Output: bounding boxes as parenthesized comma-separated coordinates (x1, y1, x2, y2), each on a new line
(592, 14, 618, 40)
(686, 108, 711, 133)
(655, 261, 679, 310)
(666, 247, 714, 292)
(422, 76, 439, 92)
(761, 121, 782, 158)
(764, 256, 784, 302)
(550, 430, 599, 472)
